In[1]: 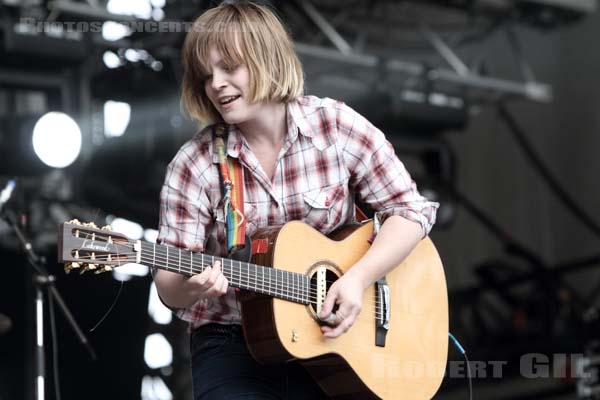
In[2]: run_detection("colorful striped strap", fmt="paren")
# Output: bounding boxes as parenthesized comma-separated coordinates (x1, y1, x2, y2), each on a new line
(213, 123, 246, 254)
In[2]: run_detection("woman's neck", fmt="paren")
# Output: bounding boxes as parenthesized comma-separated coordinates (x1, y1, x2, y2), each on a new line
(237, 102, 287, 148)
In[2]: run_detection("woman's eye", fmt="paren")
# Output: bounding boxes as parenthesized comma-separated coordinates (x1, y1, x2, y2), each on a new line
(224, 64, 238, 73)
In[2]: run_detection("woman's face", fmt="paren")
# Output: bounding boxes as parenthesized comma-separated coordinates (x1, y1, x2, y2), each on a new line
(204, 47, 260, 125)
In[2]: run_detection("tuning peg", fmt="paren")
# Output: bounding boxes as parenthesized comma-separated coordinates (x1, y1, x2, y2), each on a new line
(79, 263, 98, 274)
(64, 262, 81, 274)
(68, 219, 82, 225)
(101, 225, 113, 231)
(94, 266, 113, 274)
(84, 222, 99, 229)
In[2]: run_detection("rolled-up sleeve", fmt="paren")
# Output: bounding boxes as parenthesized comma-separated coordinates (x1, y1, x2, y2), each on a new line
(337, 102, 439, 237)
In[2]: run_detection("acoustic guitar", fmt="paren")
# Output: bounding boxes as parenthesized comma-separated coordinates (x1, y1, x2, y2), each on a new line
(58, 219, 448, 399)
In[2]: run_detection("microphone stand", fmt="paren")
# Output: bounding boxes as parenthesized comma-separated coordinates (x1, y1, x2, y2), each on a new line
(0, 209, 96, 400)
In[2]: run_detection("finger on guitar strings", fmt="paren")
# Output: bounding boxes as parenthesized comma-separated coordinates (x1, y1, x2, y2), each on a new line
(321, 305, 360, 338)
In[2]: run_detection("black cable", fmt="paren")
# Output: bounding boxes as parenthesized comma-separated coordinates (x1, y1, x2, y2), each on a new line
(48, 289, 61, 400)
(463, 352, 473, 400)
(449, 333, 473, 400)
(497, 102, 600, 240)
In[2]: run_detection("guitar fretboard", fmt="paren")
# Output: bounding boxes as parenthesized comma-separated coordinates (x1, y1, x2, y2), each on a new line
(140, 242, 311, 305)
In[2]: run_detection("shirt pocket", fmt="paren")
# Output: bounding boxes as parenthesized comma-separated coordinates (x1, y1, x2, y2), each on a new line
(302, 183, 348, 232)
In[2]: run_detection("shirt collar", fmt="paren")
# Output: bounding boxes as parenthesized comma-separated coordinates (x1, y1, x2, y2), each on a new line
(286, 99, 331, 150)
(211, 98, 332, 164)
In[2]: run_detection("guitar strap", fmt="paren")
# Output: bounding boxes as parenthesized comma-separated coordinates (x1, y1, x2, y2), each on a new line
(213, 123, 247, 255)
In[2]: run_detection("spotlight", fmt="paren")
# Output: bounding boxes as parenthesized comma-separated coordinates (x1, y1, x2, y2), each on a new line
(32, 112, 82, 168)
(108, 216, 143, 239)
(102, 51, 122, 69)
(143, 333, 173, 369)
(141, 375, 173, 400)
(148, 283, 172, 325)
(102, 21, 131, 42)
(104, 100, 131, 137)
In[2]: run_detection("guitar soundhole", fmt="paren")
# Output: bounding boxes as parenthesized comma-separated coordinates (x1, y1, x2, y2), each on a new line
(307, 264, 341, 322)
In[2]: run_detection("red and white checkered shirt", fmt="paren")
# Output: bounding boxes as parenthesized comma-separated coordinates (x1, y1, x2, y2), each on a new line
(156, 95, 438, 329)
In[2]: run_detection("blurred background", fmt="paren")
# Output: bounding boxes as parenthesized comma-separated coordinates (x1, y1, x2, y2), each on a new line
(1, 0, 600, 399)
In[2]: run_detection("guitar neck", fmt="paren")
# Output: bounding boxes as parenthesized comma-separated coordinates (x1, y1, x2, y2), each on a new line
(140, 242, 311, 305)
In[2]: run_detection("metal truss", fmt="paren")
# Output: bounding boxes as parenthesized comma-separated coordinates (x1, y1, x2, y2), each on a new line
(289, 0, 554, 103)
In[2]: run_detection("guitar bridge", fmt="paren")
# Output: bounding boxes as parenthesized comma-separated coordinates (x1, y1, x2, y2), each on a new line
(376, 277, 390, 347)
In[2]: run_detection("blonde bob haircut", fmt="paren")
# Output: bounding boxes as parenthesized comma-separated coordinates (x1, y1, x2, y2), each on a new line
(181, 1, 304, 124)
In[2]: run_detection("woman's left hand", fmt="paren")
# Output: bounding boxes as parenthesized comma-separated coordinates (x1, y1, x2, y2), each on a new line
(319, 271, 367, 338)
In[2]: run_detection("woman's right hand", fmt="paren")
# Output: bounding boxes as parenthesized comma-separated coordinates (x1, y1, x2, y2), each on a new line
(183, 243, 229, 299)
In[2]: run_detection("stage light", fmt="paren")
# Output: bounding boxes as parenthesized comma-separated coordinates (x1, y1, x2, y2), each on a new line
(141, 376, 173, 400)
(102, 51, 122, 69)
(144, 333, 173, 369)
(144, 229, 159, 243)
(102, 21, 131, 42)
(148, 283, 172, 325)
(152, 9, 165, 21)
(109, 216, 143, 239)
(150, 61, 163, 72)
(125, 49, 144, 62)
(32, 112, 82, 168)
(104, 100, 131, 137)
(112, 263, 150, 282)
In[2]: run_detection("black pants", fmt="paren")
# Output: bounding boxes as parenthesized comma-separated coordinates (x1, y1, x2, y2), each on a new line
(190, 324, 329, 400)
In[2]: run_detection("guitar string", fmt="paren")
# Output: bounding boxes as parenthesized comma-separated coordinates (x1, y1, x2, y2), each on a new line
(68, 248, 392, 313)
(68, 231, 400, 316)
(71, 251, 388, 313)
(69, 252, 391, 320)
(141, 244, 386, 303)
(70, 230, 393, 297)
(74, 228, 366, 294)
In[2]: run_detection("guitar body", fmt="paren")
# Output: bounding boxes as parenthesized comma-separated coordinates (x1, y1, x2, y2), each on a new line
(239, 221, 448, 400)
(57, 219, 447, 399)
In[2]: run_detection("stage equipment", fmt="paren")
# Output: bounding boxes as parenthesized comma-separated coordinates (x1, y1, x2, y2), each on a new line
(417, 0, 596, 28)
(2, 18, 88, 63)
(0, 184, 96, 400)
(32, 112, 82, 169)
(393, 89, 468, 133)
(0, 180, 16, 214)
(288, 0, 597, 103)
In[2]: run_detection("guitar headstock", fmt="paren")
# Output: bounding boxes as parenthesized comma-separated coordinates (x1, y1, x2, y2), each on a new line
(58, 219, 137, 274)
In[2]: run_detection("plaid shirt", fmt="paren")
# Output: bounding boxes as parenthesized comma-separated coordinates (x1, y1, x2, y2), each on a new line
(157, 95, 438, 329)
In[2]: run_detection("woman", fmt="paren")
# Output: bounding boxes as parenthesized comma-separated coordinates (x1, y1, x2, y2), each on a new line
(154, 1, 439, 399)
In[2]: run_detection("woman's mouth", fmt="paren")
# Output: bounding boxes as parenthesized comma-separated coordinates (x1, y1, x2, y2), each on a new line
(220, 95, 241, 106)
